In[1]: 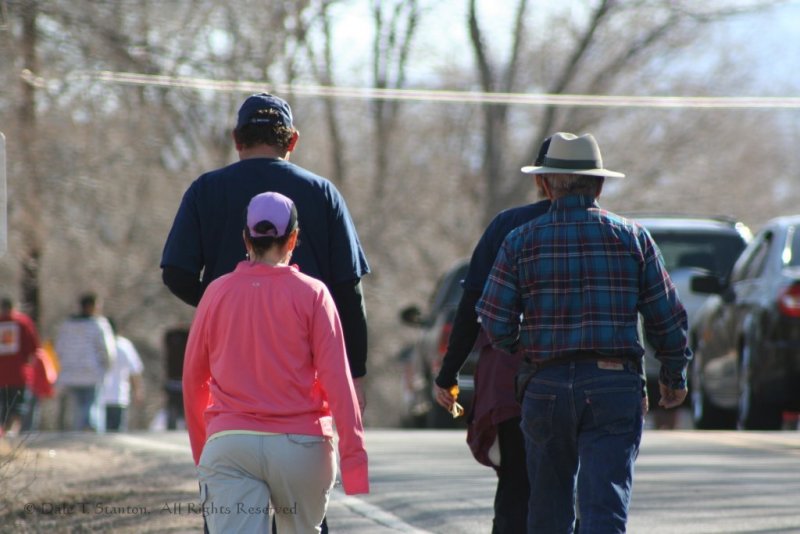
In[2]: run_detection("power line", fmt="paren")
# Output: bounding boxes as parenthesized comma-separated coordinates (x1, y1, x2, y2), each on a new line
(22, 69, 800, 109)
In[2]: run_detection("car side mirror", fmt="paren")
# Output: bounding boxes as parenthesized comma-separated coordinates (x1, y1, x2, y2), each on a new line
(691, 274, 736, 304)
(690, 273, 725, 295)
(721, 286, 736, 304)
(400, 305, 425, 327)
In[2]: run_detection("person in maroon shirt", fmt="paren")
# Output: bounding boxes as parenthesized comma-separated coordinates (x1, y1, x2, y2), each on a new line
(0, 296, 40, 438)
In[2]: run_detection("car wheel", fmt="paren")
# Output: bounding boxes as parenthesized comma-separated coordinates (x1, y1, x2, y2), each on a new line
(737, 341, 783, 430)
(400, 401, 429, 429)
(426, 402, 460, 428)
(691, 351, 736, 429)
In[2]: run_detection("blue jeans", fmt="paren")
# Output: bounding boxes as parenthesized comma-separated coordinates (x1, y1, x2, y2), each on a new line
(105, 405, 127, 432)
(520, 360, 643, 534)
(59, 386, 97, 431)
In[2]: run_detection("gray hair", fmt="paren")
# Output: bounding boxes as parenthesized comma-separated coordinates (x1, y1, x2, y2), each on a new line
(542, 173, 604, 198)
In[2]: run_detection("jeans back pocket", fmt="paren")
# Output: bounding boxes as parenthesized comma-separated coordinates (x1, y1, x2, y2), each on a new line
(584, 383, 641, 435)
(521, 392, 557, 445)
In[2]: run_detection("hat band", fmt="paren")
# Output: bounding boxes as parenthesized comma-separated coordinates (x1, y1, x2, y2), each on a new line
(543, 156, 601, 170)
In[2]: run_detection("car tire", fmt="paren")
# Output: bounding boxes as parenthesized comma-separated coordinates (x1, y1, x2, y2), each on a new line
(426, 405, 458, 428)
(737, 341, 783, 430)
(401, 409, 429, 429)
(691, 353, 736, 430)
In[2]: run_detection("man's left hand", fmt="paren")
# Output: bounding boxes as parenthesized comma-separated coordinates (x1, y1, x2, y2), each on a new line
(434, 384, 456, 411)
(353, 377, 366, 414)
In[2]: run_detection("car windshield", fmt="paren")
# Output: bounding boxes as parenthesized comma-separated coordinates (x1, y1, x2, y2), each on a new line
(427, 262, 468, 312)
(647, 231, 746, 278)
(787, 225, 800, 267)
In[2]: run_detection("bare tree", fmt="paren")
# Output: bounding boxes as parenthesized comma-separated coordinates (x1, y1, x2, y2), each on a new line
(0, 0, 794, 429)
(467, 0, 783, 220)
(14, 1, 43, 324)
(467, 0, 528, 222)
(370, 0, 420, 202)
(2, 0, 310, 332)
(294, 0, 348, 185)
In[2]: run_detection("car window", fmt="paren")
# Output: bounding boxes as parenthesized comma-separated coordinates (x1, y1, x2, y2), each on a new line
(732, 231, 772, 282)
(783, 224, 800, 267)
(646, 230, 746, 278)
(427, 262, 468, 313)
(745, 232, 772, 279)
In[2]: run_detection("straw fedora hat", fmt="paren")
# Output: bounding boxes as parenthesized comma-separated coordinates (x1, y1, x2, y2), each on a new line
(521, 132, 624, 178)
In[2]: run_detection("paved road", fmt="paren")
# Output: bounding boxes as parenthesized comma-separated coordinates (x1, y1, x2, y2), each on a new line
(325, 429, 800, 533)
(18, 428, 800, 533)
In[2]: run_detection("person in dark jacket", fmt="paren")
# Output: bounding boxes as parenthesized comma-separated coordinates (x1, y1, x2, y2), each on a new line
(161, 93, 370, 534)
(161, 93, 369, 412)
(434, 138, 551, 534)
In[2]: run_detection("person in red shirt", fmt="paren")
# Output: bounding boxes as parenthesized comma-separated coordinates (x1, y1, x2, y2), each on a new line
(183, 192, 368, 533)
(0, 297, 41, 438)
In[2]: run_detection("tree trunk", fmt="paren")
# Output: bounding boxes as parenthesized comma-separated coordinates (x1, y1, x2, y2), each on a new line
(468, 0, 528, 223)
(371, 0, 419, 203)
(18, 1, 42, 325)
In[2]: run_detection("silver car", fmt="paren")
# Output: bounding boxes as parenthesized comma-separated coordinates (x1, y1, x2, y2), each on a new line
(633, 215, 752, 426)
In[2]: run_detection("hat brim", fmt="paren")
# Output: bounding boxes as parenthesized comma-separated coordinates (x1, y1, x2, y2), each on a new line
(521, 165, 625, 178)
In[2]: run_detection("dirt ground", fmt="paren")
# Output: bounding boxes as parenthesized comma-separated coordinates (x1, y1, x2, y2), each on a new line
(0, 433, 203, 533)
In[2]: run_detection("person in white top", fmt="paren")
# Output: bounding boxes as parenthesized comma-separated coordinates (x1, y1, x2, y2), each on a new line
(102, 319, 144, 432)
(54, 293, 116, 431)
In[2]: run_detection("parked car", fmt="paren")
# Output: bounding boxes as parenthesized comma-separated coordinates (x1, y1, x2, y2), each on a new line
(632, 215, 752, 425)
(397, 216, 752, 429)
(689, 215, 800, 430)
(399, 259, 477, 428)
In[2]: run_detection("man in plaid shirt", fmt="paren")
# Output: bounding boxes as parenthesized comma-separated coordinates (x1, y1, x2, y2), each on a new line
(476, 132, 691, 533)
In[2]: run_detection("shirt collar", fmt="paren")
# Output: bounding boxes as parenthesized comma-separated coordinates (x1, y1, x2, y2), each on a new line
(550, 194, 599, 211)
(234, 261, 298, 275)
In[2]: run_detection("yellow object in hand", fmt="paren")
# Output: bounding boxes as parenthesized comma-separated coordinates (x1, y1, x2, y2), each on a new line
(449, 385, 464, 418)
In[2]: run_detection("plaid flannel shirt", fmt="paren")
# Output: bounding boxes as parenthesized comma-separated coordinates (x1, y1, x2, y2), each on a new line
(475, 195, 691, 389)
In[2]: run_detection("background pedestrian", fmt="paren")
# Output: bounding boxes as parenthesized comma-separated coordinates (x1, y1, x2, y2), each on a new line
(0, 296, 41, 438)
(102, 319, 144, 432)
(54, 292, 116, 431)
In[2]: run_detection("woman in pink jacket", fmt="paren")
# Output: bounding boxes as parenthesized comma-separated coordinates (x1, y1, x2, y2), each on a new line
(183, 191, 368, 533)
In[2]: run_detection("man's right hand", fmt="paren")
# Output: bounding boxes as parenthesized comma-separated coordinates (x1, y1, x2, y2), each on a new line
(658, 382, 688, 409)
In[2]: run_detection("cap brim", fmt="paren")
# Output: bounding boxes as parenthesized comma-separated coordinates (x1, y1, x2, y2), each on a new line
(520, 165, 625, 178)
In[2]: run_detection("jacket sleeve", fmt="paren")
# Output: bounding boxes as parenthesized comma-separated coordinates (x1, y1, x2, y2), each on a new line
(96, 317, 117, 371)
(311, 286, 369, 495)
(162, 266, 203, 307)
(330, 279, 368, 378)
(436, 289, 481, 389)
(19, 313, 40, 361)
(637, 231, 692, 389)
(182, 297, 212, 465)
(476, 238, 522, 353)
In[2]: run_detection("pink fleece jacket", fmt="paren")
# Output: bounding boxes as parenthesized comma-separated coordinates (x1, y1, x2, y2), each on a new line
(183, 261, 368, 495)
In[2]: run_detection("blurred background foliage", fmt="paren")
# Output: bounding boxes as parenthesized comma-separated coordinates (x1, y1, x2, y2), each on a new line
(0, 0, 797, 427)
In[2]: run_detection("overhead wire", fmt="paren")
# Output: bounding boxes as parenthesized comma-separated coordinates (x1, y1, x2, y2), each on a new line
(20, 69, 800, 110)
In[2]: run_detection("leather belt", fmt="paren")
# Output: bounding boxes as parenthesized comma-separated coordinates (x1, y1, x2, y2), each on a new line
(514, 351, 642, 403)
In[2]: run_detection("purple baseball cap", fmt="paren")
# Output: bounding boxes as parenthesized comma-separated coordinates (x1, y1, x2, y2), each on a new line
(246, 192, 298, 238)
(236, 93, 294, 130)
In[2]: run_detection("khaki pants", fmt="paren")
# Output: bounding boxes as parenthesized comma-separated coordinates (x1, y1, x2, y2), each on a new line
(198, 433, 336, 533)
